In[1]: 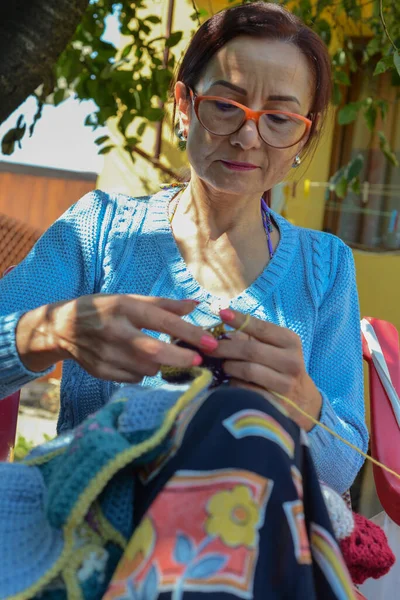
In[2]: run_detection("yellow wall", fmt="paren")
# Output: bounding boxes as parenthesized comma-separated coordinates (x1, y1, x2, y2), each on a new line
(353, 250, 400, 333)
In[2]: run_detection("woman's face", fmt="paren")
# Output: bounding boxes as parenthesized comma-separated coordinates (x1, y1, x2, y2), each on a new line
(175, 37, 314, 198)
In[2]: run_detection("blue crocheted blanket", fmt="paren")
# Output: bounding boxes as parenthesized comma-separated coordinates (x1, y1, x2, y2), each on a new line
(0, 370, 211, 600)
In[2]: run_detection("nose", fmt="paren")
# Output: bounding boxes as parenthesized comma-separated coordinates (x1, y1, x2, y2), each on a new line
(229, 118, 262, 151)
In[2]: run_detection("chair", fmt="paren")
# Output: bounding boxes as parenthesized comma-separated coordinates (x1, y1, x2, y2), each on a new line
(0, 266, 21, 462)
(0, 391, 21, 462)
(362, 316, 400, 526)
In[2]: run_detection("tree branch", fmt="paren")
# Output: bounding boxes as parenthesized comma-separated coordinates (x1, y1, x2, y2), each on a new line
(190, 0, 201, 27)
(379, 0, 398, 53)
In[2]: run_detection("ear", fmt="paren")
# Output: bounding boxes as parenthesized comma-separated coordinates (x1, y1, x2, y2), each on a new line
(174, 81, 191, 134)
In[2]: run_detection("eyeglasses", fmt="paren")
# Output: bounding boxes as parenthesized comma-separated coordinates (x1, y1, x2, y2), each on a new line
(189, 88, 312, 149)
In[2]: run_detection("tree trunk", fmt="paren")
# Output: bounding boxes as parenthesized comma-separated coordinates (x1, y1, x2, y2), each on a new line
(0, 0, 90, 125)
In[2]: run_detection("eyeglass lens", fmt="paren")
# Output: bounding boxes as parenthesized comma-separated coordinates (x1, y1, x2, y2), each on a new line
(197, 99, 307, 148)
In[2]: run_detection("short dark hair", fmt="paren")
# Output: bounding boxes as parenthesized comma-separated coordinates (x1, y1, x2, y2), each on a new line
(171, 2, 332, 154)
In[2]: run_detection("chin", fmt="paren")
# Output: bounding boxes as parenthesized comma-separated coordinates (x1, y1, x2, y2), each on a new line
(206, 174, 263, 197)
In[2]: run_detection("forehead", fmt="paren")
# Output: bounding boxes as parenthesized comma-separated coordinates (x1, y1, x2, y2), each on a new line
(199, 36, 314, 109)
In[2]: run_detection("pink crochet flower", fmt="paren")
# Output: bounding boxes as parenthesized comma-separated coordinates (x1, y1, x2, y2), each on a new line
(340, 512, 395, 585)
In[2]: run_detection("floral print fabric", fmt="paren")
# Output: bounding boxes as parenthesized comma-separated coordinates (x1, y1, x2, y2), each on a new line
(104, 387, 356, 600)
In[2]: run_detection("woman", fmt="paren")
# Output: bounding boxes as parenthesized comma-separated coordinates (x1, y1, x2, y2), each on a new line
(0, 3, 367, 597)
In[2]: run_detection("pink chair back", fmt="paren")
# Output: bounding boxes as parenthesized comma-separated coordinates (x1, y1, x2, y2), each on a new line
(362, 316, 400, 525)
(0, 265, 21, 461)
(0, 392, 20, 461)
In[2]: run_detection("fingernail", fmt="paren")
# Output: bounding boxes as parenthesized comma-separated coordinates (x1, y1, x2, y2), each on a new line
(200, 335, 219, 351)
(182, 299, 201, 305)
(192, 354, 203, 366)
(219, 309, 235, 322)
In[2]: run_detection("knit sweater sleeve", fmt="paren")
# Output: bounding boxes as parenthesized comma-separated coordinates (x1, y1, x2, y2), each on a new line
(307, 241, 369, 494)
(0, 190, 115, 398)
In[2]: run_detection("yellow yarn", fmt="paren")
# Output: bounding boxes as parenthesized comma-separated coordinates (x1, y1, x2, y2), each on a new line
(272, 390, 400, 482)
(236, 313, 251, 333)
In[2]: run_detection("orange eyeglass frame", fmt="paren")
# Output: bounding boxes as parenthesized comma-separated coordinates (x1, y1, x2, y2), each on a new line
(188, 88, 313, 148)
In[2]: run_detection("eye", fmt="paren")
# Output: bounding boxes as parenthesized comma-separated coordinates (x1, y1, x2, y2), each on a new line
(266, 113, 290, 125)
(215, 101, 237, 112)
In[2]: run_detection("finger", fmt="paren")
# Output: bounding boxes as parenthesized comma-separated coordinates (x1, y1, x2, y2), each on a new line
(97, 344, 161, 378)
(85, 361, 144, 384)
(219, 308, 299, 349)
(128, 296, 200, 317)
(130, 332, 204, 368)
(84, 318, 204, 371)
(122, 298, 219, 353)
(211, 336, 302, 376)
(223, 360, 291, 395)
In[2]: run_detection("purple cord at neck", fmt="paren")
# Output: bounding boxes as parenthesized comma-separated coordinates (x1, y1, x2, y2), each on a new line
(261, 197, 274, 260)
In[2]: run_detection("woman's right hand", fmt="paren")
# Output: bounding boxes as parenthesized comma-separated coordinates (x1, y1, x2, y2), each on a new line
(16, 294, 218, 383)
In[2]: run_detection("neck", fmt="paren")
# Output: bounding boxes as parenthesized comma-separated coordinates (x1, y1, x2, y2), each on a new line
(176, 176, 266, 241)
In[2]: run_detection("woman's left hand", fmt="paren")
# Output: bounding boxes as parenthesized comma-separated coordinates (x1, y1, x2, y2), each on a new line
(211, 309, 322, 431)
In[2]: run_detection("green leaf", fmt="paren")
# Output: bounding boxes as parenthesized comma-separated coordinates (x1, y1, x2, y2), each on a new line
(333, 70, 350, 85)
(376, 99, 388, 120)
(374, 56, 392, 76)
(332, 83, 342, 106)
(121, 44, 133, 59)
(378, 131, 399, 167)
(140, 23, 151, 35)
(97, 106, 116, 124)
(350, 178, 361, 195)
(53, 88, 66, 106)
(364, 104, 377, 131)
(394, 52, 400, 77)
(118, 110, 133, 134)
(143, 106, 164, 121)
(347, 154, 364, 180)
(335, 176, 348, 199)
(165, 31, 183, 48)
(85, 114, 98, 128)
(145, 15, 161, 24)
(94, 135, 109, 146)
(1, 131, 16, 155)
(316, 19, 331, 46)
(29, 100, 43, 137)
(137, 122, 147, 137)
(98, 145, 114, 155)
(338, 102, 361, 125)
(1, 123, 26, 155)
(364, 37, 381, 60)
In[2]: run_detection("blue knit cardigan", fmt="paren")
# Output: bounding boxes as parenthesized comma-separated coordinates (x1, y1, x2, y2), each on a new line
(0, 186, 368, 493)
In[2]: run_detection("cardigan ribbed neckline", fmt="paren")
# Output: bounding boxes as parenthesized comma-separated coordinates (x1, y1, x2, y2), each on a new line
(149, 186, 300, 314)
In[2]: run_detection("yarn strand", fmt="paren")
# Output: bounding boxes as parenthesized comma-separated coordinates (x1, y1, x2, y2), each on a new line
(271, 389, 400, 482)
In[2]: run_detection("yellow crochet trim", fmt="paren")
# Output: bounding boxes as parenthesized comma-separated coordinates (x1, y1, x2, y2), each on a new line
(62, 543, 102, 600)
(94, 502, 128, 549)
(7, 368, 211, 600)
(24, 444, 67, 466)
(273, 390, 400, 482)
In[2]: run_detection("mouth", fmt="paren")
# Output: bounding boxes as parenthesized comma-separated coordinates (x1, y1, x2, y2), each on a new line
(220, 160, 259, 171)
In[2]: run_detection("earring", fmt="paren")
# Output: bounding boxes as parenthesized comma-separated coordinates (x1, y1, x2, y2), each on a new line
(292, 154, 301, 168)
(177, 128, 187, 141)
